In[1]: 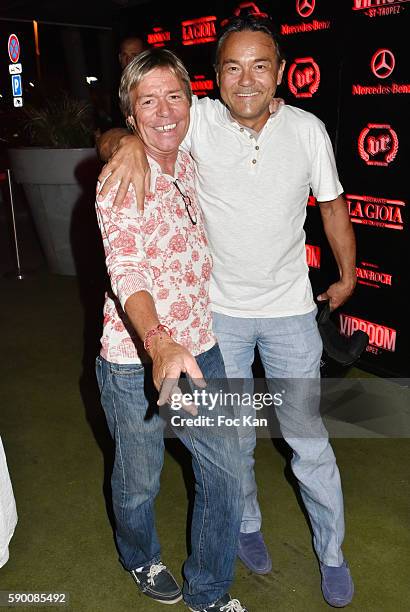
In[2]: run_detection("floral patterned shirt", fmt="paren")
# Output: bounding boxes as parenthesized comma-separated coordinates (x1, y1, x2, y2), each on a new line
(95, 150, 215, 364)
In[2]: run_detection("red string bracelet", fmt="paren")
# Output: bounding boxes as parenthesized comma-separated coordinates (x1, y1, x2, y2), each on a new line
(143, 324, 172, 352)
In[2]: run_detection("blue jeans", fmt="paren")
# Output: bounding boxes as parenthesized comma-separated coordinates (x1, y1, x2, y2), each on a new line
(212, 310, 345, 567)
(95, 344, 244, 608)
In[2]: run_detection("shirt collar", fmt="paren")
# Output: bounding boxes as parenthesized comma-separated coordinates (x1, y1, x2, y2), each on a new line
(146, 151, 184, 194)
(224, 99, 284, 137)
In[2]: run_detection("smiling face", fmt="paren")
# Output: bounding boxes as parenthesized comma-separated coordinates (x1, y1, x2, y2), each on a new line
(217, 30, 285, 132)
(129, 67, 190, 166)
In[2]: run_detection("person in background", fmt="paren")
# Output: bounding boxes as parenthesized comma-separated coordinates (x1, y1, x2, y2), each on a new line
(118, 35, 146, 71)
(95, 48, 246, 612)
(0, 436, 17, 568)
(104, 35, 148, 132)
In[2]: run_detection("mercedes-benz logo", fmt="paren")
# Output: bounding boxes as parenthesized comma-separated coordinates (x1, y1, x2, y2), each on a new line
(296, 0, 315, 18)
(371, 49, 395, 79)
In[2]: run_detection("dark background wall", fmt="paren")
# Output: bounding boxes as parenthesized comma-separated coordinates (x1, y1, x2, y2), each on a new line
(1, 0, 409, 376)
(117, 0, 409, 377)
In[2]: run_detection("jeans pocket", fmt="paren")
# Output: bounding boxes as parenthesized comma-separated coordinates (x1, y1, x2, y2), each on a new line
(95, 355, 104, 390)
(109, 362, 145, 378)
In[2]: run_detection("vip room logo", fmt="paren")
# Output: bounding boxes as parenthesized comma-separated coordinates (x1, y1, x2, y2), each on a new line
(352, 0, 409, 17)
(305, 244, 321, 269)
(147, 27, 171, 47)
(297, 0, 316, 18)
(346, 194, 405, 230)
(358, 124, 399, 166)
(340, 314, 397, 353)
(233, 2, 268, 18)
(288, 57, 320, 98)
(221, 2, 269, 26)
(191, 75, 215, 97)
(356, 261, 393, 288)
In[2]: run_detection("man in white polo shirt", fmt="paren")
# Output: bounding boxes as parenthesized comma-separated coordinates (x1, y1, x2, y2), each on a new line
(97, 15, 356, 608)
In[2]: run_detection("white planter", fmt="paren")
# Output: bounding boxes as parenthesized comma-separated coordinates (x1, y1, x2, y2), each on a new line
(8, 148, 99, 275)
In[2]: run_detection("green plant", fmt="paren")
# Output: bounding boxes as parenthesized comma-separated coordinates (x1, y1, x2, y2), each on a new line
(23, 92, 95, 148)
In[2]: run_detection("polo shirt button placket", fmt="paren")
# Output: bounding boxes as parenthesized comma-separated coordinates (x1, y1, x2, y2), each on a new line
(251, 143, 259, 167)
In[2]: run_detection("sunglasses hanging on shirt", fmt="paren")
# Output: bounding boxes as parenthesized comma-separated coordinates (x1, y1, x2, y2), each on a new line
(173, 180, 197, 226)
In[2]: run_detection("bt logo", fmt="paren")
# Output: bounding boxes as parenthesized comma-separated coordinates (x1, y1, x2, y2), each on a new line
(288, 57, 320, 98)
(358, 124, 399, 166)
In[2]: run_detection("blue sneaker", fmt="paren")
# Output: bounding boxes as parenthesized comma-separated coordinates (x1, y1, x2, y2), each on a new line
(130, 561, 182, 604)
(320, 560, 354, 607)
(237, 531, 272, 574)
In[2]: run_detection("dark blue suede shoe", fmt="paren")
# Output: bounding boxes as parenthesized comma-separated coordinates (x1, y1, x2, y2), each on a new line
(320, 560, 354, 607)
(237, 531, 272, 574)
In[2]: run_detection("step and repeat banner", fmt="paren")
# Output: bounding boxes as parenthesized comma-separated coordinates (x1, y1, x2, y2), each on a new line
(120, 0, 409, 376)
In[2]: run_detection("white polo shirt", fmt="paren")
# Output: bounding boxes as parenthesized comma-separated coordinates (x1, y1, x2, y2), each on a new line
(183, 97, 343, 318)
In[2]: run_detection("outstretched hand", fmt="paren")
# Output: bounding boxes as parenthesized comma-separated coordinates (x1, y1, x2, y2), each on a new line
(150, 338, 206, 416)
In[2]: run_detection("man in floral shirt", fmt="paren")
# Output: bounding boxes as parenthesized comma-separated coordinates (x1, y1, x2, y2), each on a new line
(95, 48, 247, 612)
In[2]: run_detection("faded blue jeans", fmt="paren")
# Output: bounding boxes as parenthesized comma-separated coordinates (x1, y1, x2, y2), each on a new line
(95, 344, 244, 608)
(212, 309, 345, 567)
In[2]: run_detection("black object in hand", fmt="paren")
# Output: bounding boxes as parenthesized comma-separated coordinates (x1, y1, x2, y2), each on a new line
(317, 302, 369, 366)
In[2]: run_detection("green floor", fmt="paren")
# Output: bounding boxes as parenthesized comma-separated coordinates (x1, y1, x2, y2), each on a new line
(1, 273, 409, 612)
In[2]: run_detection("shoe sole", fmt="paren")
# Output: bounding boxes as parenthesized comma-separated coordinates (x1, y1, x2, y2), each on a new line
(237, 553, 272, 575)
(151, 593, 183, 605)
(322, 587, 354, 609)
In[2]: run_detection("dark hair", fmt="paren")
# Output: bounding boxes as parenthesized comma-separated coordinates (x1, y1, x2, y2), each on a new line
(118, 35, 147, 51)
(214, 15, 284, 72)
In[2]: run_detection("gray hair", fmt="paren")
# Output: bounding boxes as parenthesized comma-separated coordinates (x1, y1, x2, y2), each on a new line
(119, 48, 192, 120)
